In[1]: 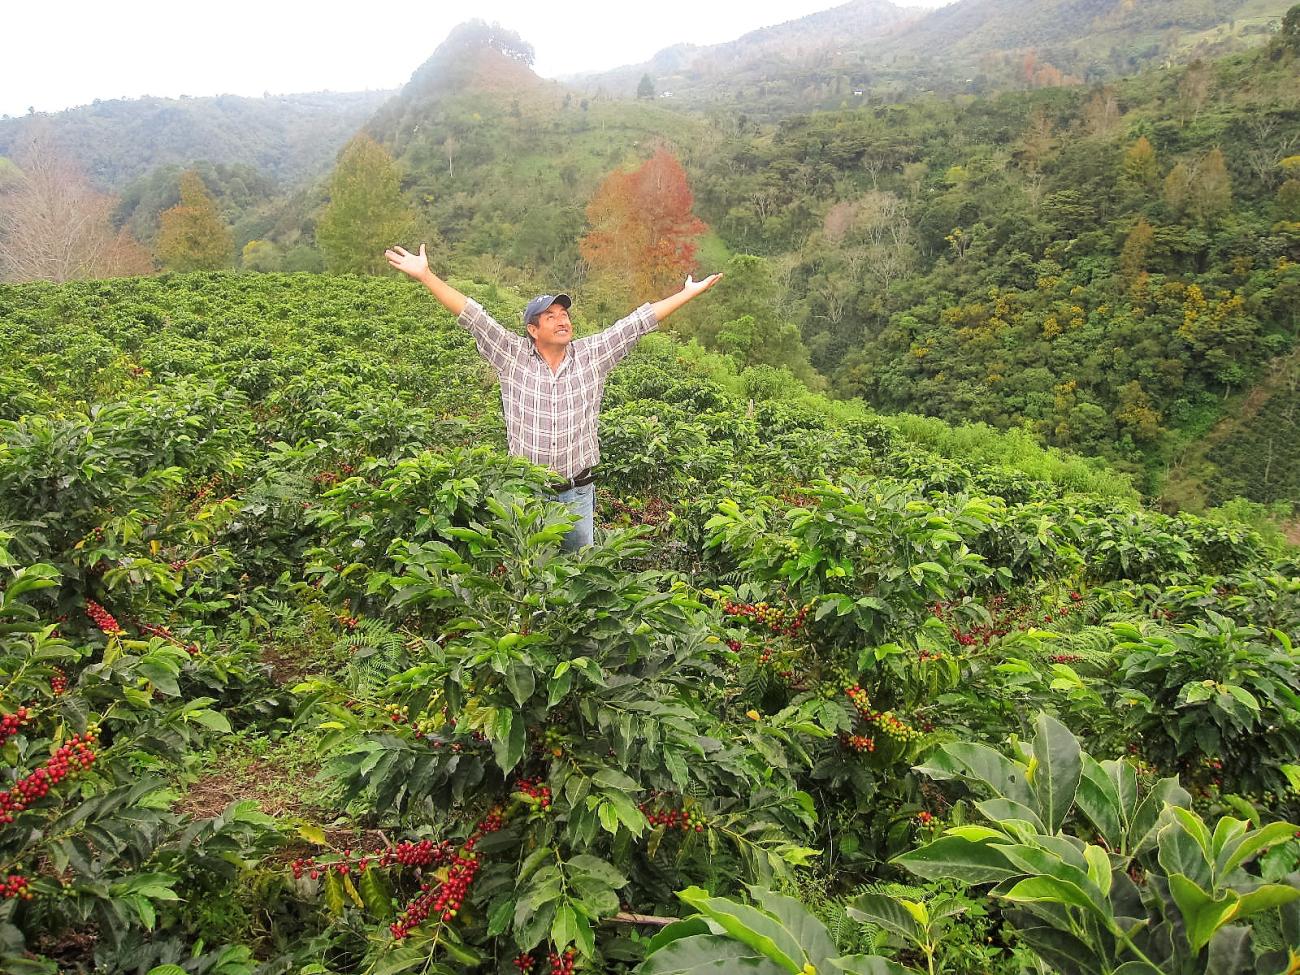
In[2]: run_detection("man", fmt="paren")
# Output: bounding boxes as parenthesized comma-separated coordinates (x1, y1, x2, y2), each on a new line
(384, 243, 722, 551)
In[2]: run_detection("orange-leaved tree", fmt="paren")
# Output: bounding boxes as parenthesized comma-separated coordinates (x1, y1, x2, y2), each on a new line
(580, 146, 706, 300)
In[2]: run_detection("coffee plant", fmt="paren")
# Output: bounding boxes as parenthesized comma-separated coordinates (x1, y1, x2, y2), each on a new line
(1, 272, 1296, 972)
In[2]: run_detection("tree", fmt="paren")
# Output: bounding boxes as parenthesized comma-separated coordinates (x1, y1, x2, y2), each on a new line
(1176, 59, 1211, 125)
(316, 134, 417, 275)
(0, 127, 154, 282)
(580, 146, 707, 299)
(1163, 161, 1193, 216)
(1119, 216, 1155, 285)
(1275, 4, 1300, 53)
(696, 254, 819, 385)
(1020, 108, 1056, 172)
(637, 74, 655, 100)
(241, 239, 283, 272)
(156, 170, 235, 272)
(1277, 156, 1300, 223)
(1121, 136, 1159, 191)
(1114, 380, 1163, 442)
(1082, 86, 1120, 137)
(1191, 147, 1232, 222)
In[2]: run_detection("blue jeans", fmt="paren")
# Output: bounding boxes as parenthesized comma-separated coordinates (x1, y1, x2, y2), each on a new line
(555, 482, 595, 552)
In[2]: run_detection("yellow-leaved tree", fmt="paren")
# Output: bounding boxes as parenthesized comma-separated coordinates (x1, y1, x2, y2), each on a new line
(156, 170, 235, 272)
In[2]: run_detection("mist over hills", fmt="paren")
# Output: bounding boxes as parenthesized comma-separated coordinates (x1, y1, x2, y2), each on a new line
(0, 90, 394, 194)
(568, 0, 1292, 107)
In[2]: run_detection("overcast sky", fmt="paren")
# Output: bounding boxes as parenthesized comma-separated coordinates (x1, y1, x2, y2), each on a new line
(2, 0, 953, 118)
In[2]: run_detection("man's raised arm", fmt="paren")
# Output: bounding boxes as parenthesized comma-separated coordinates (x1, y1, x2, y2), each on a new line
(583, 273, 726, 375)
(384, 243, 524, 372)
(385, 244, 468, 316)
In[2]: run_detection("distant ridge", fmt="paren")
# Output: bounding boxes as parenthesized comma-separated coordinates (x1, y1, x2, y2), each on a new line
(0, 90, 394, 192)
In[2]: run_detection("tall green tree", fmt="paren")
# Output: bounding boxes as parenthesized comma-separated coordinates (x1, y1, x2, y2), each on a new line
(317, 134, 417, 275)
(156, 170, 234, 272)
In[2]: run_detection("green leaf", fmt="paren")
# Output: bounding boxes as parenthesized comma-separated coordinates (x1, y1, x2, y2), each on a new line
(677, 887, 805, 973)
(749, 886, 839, 970)
(597, 801, 620, 836)
(567, 854, 628, 889)
(552, 902, 580, 950)
(645, 917, 712, 955)
(1204, 926, 1253, 975)
(189, 709, 232, 733)
(640, 934, 791, 975)
(845, 892, 923, 947)
(1215, 820, 1300, 878)
(487, 897, 516, 937)
(505, 662, 535, 707)
(829, 957, 915, 975)
(592, 768, 641, 792)
(489, 708, 526, 774)
(894, 835, 1022, 884)
(999, 876, 1110, 924)
(1167, 872, 1237, 952)
(602, 790, 648, 836)
(1030, 713, 1082, 833)
(1231, 883, 1300, 920)
(132, 895, 156, 930)
(324, 871, 346, 917)
(916, 742, 1033, 807)
(342, 873, 365, 910)
(1075, 757, 1123, 850)
(359, 866, 393, 917)
(1158, 818, 1213, 891)
(974, 798, 1045, 832)
(297, 823, 328, 845)
(1014, 926, 1105, 975)
(1130, 777, 1190, 855)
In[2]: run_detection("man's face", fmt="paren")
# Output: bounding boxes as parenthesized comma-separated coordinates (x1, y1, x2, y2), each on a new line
(528, 302, 572, 346)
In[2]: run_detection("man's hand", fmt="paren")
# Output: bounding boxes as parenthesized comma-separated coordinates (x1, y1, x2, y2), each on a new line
(682, 273, 723, 298)
(651, 272, 724, 323)
(385, 243, 469, 316)
(385, 243, 430, 281)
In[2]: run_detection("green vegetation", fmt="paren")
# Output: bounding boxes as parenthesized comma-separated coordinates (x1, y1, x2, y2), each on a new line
(1, 13, 1299, 968)
(0, 270, 1296, 972)
(5, 14, 1299, 517)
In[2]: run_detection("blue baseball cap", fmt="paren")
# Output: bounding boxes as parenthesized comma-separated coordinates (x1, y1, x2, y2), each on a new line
(523, 293, 572, 326)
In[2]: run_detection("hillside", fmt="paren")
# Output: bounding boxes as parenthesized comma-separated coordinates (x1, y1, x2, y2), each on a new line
(338, 22, 715, 310)
(562, 0, 917, 104)
(570, 0, 1294, 110)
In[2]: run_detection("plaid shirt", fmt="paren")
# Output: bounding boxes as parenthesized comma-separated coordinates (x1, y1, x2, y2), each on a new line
(456, 298, 659, 479)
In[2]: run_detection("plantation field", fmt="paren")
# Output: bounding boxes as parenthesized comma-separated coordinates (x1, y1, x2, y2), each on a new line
(1, 271, 1298, 974)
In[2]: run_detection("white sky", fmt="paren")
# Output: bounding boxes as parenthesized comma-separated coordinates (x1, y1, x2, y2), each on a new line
(1, 0, 953, 118)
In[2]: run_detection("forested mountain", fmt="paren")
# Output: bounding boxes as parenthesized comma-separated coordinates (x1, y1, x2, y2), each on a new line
(570, 0, 1294, 111)
(560, 0, 918, 107)
(0, 90, 394, 192)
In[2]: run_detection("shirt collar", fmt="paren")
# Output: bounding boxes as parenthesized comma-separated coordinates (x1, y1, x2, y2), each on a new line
(529, 338, 573, 371)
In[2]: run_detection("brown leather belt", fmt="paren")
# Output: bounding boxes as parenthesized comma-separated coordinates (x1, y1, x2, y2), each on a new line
(551, 467, 595, 492)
